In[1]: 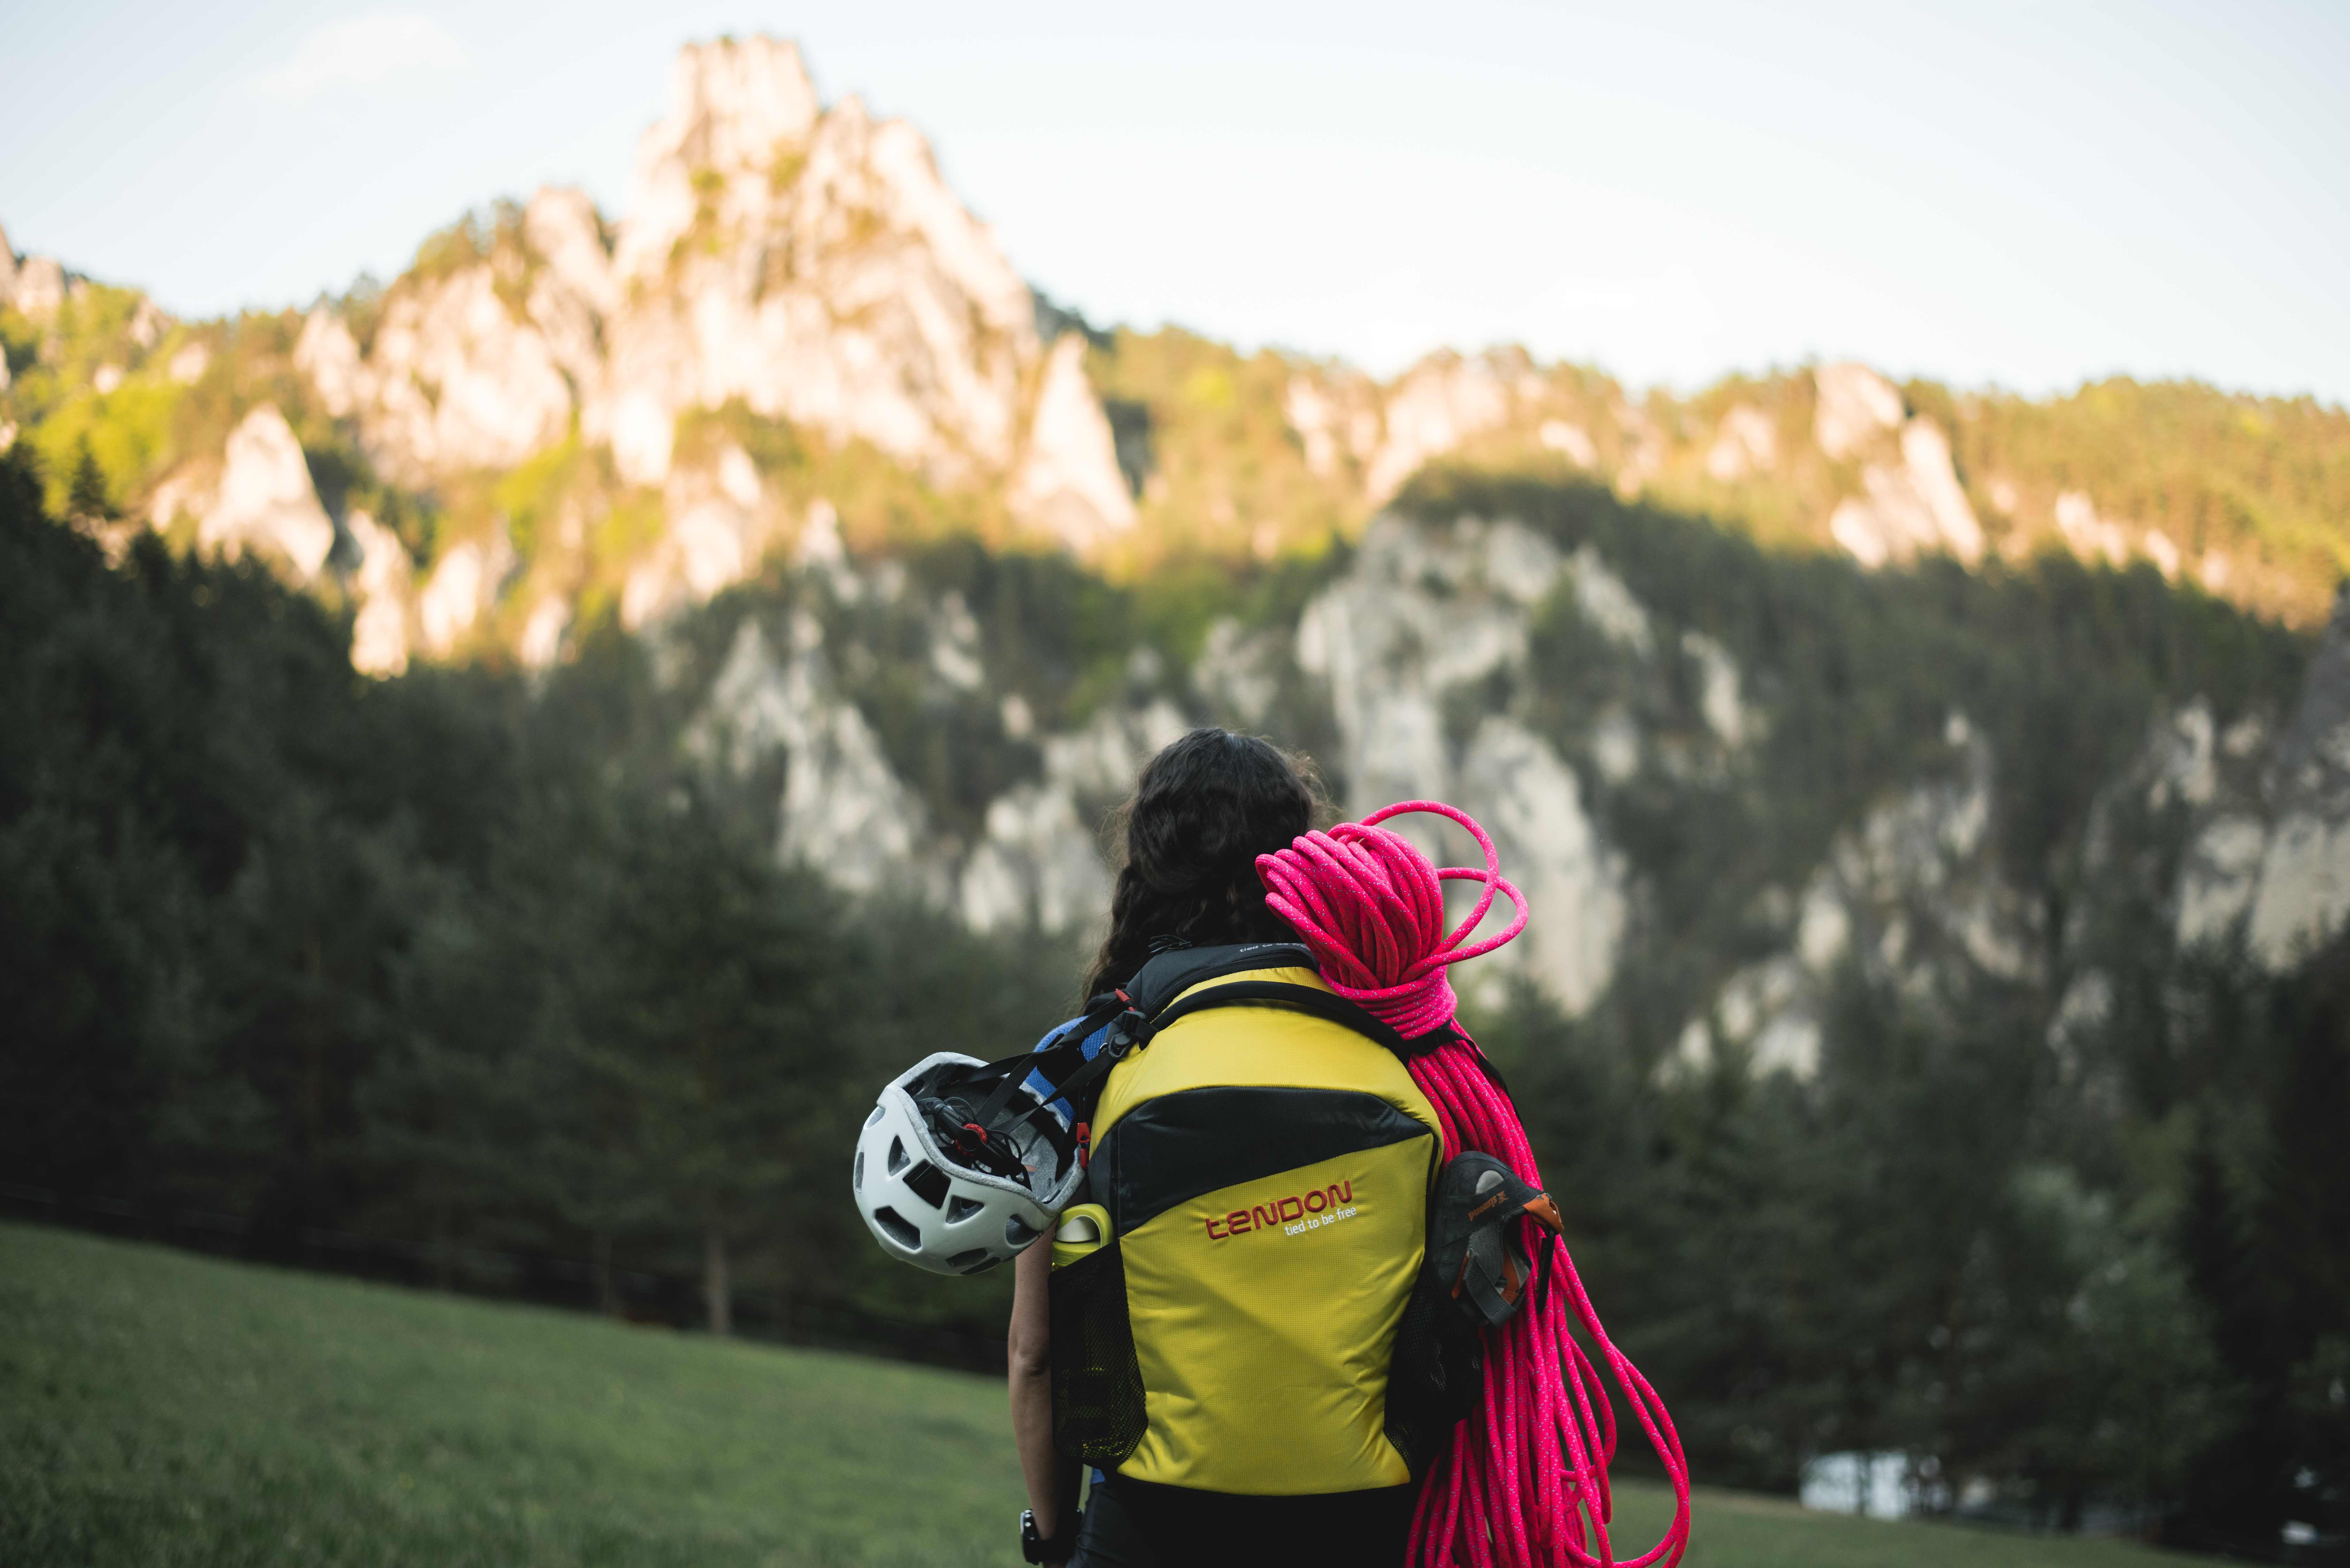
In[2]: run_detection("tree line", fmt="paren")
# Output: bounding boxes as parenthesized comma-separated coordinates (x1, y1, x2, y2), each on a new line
(0, 453, 1063, 1347)
(2, 452, 2342, 1555)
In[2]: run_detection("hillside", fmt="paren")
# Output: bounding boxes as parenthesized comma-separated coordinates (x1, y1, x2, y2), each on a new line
(1, 36, 2345, 661)
(7, 432, 2347, 1546)
(2, 29, 2347, 1554)
(0, 1222, 2190, 1568)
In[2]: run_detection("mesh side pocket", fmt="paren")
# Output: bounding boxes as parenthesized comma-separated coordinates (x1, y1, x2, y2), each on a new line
(1383, 1263, 1483, 1477)
(1049, 1240, 1147, 1466)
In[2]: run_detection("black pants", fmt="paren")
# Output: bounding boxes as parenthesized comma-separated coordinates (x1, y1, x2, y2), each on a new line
(1070, 1475, 1418, 1568)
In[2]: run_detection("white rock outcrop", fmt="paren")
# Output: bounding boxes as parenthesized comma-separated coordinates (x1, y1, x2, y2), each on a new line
(689, 615, 935, 896)
(1364, 353, 1519, 503)
(1813, 363, 1905, 460)
(1297, 513, 1625, 1013)
(418, 532, 514, 656)
(8, 254, 66, 319)
(1682, 717, 2036, 1080)
(589, 40, 1076, 503)
(344, 511, 414, 676)
(2244, 591, 2350, 968)
(294, 308, 364, 419)
(1011, 334, 1139, 549)
(1456, 716, 1626, 1016)
(622, 443, 780, 629)
(201, 405, 337, 577)
(1285, 374, 1382, 479)
(1828, 419, 1984, 568)
(286, 37, 1132, 574)
(1706, 404, 1778, 481)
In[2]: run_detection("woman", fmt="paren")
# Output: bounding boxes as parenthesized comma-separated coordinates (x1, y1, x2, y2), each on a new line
(1007, 728, 1443, 1568)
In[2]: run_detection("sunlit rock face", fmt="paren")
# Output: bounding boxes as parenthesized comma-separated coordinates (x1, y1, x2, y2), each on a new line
(264, 34, 1135, 673)
(1706, 404, 1778, 481)
(2, 240, 68, 320)
(1812, 362, 1906, 460)
(1364, 353, 1521, 504)
(581, 37, 1131, 547)
(417, 531, 516, 658)
(344, 511, 413, 676)
(1011, 334, 1140, 549)
(622, 444, 782, 630)
(200, 405, 338, 578)
(1815, 364, 1984, 569)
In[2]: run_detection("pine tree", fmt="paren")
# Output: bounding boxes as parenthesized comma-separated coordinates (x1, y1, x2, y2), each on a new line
(66, 437, 112, 520)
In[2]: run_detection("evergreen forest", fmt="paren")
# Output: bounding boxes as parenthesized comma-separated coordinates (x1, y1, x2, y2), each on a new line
(2, 447, 2344, 1559)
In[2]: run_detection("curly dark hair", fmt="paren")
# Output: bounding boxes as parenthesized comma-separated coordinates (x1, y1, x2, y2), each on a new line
(1081, 728, 1328, 999)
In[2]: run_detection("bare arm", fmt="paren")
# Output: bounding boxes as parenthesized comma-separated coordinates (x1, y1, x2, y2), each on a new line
(1009, 1234, 1080, 1559)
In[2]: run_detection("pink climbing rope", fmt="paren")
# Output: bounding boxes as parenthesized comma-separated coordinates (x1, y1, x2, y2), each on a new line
(1257, 802, 1691, 1568)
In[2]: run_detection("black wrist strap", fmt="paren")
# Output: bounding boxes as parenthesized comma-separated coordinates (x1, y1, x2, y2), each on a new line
(1020, 1507, 1077, 1562)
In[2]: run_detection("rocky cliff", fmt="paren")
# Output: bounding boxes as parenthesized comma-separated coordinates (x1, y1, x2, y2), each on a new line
(632, 470, 2328, 1045)
(2, 35, 2343, 1036)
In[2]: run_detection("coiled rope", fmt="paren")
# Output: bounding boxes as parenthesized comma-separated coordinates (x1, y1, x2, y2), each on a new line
(1257, 801, 1691, 1568)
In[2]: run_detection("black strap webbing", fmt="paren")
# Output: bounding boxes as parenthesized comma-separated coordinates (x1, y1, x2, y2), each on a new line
(950, 967, 1444, 1149)
(1147, 980, 1414, 1060)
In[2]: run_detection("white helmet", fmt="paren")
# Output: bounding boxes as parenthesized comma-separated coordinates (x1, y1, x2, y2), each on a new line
(853, 1052, 1086, 1275)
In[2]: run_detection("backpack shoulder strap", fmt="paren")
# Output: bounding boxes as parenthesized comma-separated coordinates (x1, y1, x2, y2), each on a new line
(1147, 979, 1412, 1060)
(1125, 944, 1431, 1063)
(1121, 942, 1318, 1014)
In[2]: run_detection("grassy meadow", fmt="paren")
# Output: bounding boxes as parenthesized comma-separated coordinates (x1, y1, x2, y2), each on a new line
(0, 1223, 2190, 1567)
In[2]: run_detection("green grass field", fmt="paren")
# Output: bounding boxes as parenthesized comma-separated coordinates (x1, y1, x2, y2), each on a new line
(1, 1222, 2189, 1567)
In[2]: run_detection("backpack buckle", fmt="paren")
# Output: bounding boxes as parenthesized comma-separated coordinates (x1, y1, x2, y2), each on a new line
(1103, 1008, 1149, 1058)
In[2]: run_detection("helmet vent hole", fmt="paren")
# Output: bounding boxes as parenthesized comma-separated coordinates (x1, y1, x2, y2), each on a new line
(886, 1136, 909, 1177)
(1004, 1214, 1040, 1249)
(871, 1207, 921, 1250)
(945, 1248, 997, 1273)
(904, 1160, 951, 1209)
(946, 1195, 985, 1223)
(853, 1150, 865, 1191)
(864, 1106, 885, 1129)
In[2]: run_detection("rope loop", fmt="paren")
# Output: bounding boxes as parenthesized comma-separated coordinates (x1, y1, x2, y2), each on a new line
(1257, 802, 1526, 1041)
(1255, 801, 1689, 1568)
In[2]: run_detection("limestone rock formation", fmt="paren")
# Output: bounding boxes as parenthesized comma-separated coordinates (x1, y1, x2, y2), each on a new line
(2160, 596, 2350, 971)
(1296, 513, 1626, 1012)
(622, 443, 782, 629)
(1706, 404, 1778, 481)
(417, 531, 515, 657)
(1813, 362, 1906, 460)
(1010, 334, 1139, 549)
(269, 34, 1135, 661)
(1365, 354, 1519, 503)
(2245, 590, 2350, 968)
(1828, 417, 1984, 568)
(1675, 716, 2035, 1081)
(1, 223, 68, 321)
(692, 615, 940, 900)
(200, 405, 337, 578)
(345, 511, 414, 676)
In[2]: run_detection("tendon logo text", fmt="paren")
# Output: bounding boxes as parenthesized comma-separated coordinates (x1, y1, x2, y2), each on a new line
(1203, 1180, 1356, 1241)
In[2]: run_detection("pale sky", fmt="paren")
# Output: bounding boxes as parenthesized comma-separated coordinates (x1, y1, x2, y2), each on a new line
(3, 0, 2345, 401)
